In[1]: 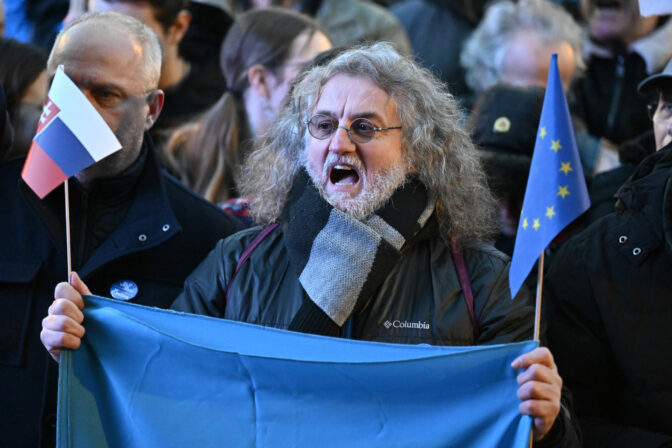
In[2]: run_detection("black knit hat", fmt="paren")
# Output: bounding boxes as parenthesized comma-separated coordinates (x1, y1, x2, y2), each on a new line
(638, 57, 672, 94)
(469, 84, 546, 157)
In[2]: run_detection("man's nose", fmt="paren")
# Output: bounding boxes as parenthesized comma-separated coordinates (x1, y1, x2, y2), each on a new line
(328, 125, 356, 154)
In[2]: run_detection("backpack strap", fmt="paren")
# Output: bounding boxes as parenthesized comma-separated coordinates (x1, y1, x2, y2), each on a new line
(225, 223, 279, 303)
(450, 239, 479, 339)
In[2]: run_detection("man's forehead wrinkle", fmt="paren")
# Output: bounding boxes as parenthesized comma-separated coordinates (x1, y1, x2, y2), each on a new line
(315, 80, 395, 122)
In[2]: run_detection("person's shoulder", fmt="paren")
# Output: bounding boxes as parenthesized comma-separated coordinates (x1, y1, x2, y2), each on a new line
(214, 223, 284, 261)
(462, 240, 511, 269)
(160, 170, 245, 232)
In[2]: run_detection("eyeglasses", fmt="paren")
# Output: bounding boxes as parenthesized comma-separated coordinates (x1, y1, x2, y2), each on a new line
(305, 114, 402, 144)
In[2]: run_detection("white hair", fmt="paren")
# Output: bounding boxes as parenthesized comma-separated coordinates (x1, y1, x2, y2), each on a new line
(461, 0, 585, 93)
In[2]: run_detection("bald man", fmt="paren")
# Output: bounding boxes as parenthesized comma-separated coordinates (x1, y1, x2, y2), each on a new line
(0, 12, 242, 446)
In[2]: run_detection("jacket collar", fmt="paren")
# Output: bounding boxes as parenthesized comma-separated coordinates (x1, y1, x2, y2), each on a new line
(583, 19, 672, 75)
(611, 143, 672, 262)
(20, 134, 181, 278)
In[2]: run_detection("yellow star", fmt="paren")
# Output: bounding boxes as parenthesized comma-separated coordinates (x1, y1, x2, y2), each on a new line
(533, 218, 540, 231)
(540, 127, 547, 139)
(557, 185, 570, 199)
(522, 218, 528, 230)
(551, 140, 562, 153)
(546, 206, 556, 219)
(559, 161, 573, 175)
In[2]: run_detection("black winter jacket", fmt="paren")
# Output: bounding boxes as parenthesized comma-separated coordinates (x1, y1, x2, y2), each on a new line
(545, 144, 672, 447)
(0, 136, 243, 447)
(173, 216, 581, 446)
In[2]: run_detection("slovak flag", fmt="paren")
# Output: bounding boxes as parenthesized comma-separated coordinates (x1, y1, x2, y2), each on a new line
(21, 66, 121, 198)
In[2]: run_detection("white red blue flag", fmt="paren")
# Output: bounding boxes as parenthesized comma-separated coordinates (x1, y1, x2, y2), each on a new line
(21, 66, 121, 198)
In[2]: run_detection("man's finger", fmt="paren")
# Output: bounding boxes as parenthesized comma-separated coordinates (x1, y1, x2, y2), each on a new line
(516, 363, 562, 386)
(70, 271, 91, 295)
(42, 314, 85, 338)
(48, 299, 85, 324)
(54, 282, 85, 309)
(516, 381, 561, 402)
(511, 347, 556, 370)
(40, 327, 83, 350)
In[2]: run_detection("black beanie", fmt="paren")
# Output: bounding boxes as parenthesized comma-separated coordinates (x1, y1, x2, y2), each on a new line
(468, 84, 545, 157)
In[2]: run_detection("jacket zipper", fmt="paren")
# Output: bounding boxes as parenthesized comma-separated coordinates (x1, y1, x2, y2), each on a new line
(606, 54, 625, 135)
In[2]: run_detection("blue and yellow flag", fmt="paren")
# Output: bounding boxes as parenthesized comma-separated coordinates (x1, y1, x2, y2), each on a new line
(58, 295, 536, 447)
(509, 54, 590, 298)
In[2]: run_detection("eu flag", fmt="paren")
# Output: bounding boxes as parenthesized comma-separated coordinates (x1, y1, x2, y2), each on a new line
(509, 54, 590, 298)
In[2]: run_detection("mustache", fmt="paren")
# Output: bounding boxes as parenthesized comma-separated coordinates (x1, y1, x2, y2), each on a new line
(321, 152, 366, 179)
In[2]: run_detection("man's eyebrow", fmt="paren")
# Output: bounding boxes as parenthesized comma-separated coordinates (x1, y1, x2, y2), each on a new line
(353, 111, 383, 120)
(313, 110, 384, 120)
(87, 82, 125, 92)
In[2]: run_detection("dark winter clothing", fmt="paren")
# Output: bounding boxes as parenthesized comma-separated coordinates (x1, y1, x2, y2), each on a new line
(172, 186, 580, 446)
(545, 143, 672, 447)
(570, 25, 672, 147)
(390, 0, 477, 103)
(151, 61, 226, 149)
(0, 135, 243, 447)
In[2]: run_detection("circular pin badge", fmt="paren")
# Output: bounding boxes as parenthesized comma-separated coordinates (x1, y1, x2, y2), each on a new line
(110, 280, 139, 301)
(493, 116, 511, 133)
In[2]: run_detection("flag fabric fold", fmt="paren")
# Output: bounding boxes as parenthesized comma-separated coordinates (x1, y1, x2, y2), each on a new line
(58, 295, 537, 447)
(21, 66, 121, 198)
(509, 54, 590, 298)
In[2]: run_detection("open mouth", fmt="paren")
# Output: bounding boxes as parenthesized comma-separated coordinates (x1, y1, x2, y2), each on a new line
(329, 163, 361, 186)
(595, 0, 623, 10)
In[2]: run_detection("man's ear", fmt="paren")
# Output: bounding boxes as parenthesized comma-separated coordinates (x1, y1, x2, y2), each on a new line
(145, 90, 164, 130)
(166, 10, 191, 46)
(247, 64, 271, 100)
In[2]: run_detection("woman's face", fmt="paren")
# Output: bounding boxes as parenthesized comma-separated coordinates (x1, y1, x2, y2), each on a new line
(265, 30, 332, 114)
(21, 69, 48, 106)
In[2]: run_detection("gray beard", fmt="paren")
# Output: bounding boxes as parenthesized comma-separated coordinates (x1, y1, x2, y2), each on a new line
(303, 151, 408, 221)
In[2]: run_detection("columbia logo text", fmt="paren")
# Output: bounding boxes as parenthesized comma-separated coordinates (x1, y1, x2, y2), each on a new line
(383, 320, 430, 330)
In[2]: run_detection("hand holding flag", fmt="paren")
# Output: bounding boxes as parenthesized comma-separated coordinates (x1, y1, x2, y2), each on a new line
(509, 54, 590, 299)
(21, 66, 122, 198)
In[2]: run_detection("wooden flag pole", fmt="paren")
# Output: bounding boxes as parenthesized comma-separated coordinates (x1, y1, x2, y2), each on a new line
(64, 179, 72, 281)
(529, 250, 546, 447)
(533, 251, 545, 341)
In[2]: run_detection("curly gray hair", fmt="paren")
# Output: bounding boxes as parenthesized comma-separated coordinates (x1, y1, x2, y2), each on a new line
(240, 42, 497, 245)
(461, 0, 584, 93)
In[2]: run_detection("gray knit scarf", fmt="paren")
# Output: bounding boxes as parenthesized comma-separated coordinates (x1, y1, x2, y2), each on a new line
(282, 169, 434, 337)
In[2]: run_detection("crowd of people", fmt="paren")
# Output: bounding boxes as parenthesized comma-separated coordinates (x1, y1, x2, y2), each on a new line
(1, 0, 671, 446)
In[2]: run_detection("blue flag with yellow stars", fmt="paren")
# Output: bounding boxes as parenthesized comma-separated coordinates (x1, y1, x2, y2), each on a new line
(509, 54, 590, 298)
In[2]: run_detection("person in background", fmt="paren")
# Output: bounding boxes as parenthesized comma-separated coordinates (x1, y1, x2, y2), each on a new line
(0, 37, 47, 160)
(162, 7, 331, 204)
(389, 0, 488, 108)
(0, 12, 243, 447)
(225, 0, 410, 56)
(468, 84, 546, 257)
(544, 56, 672, 447)
(461, 0, 583, 95)
(570, 0, 672, 174)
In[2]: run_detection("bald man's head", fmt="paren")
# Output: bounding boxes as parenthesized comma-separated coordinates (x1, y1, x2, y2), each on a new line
(45, 11, 164, 187)
(48, 11, 161, 91)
